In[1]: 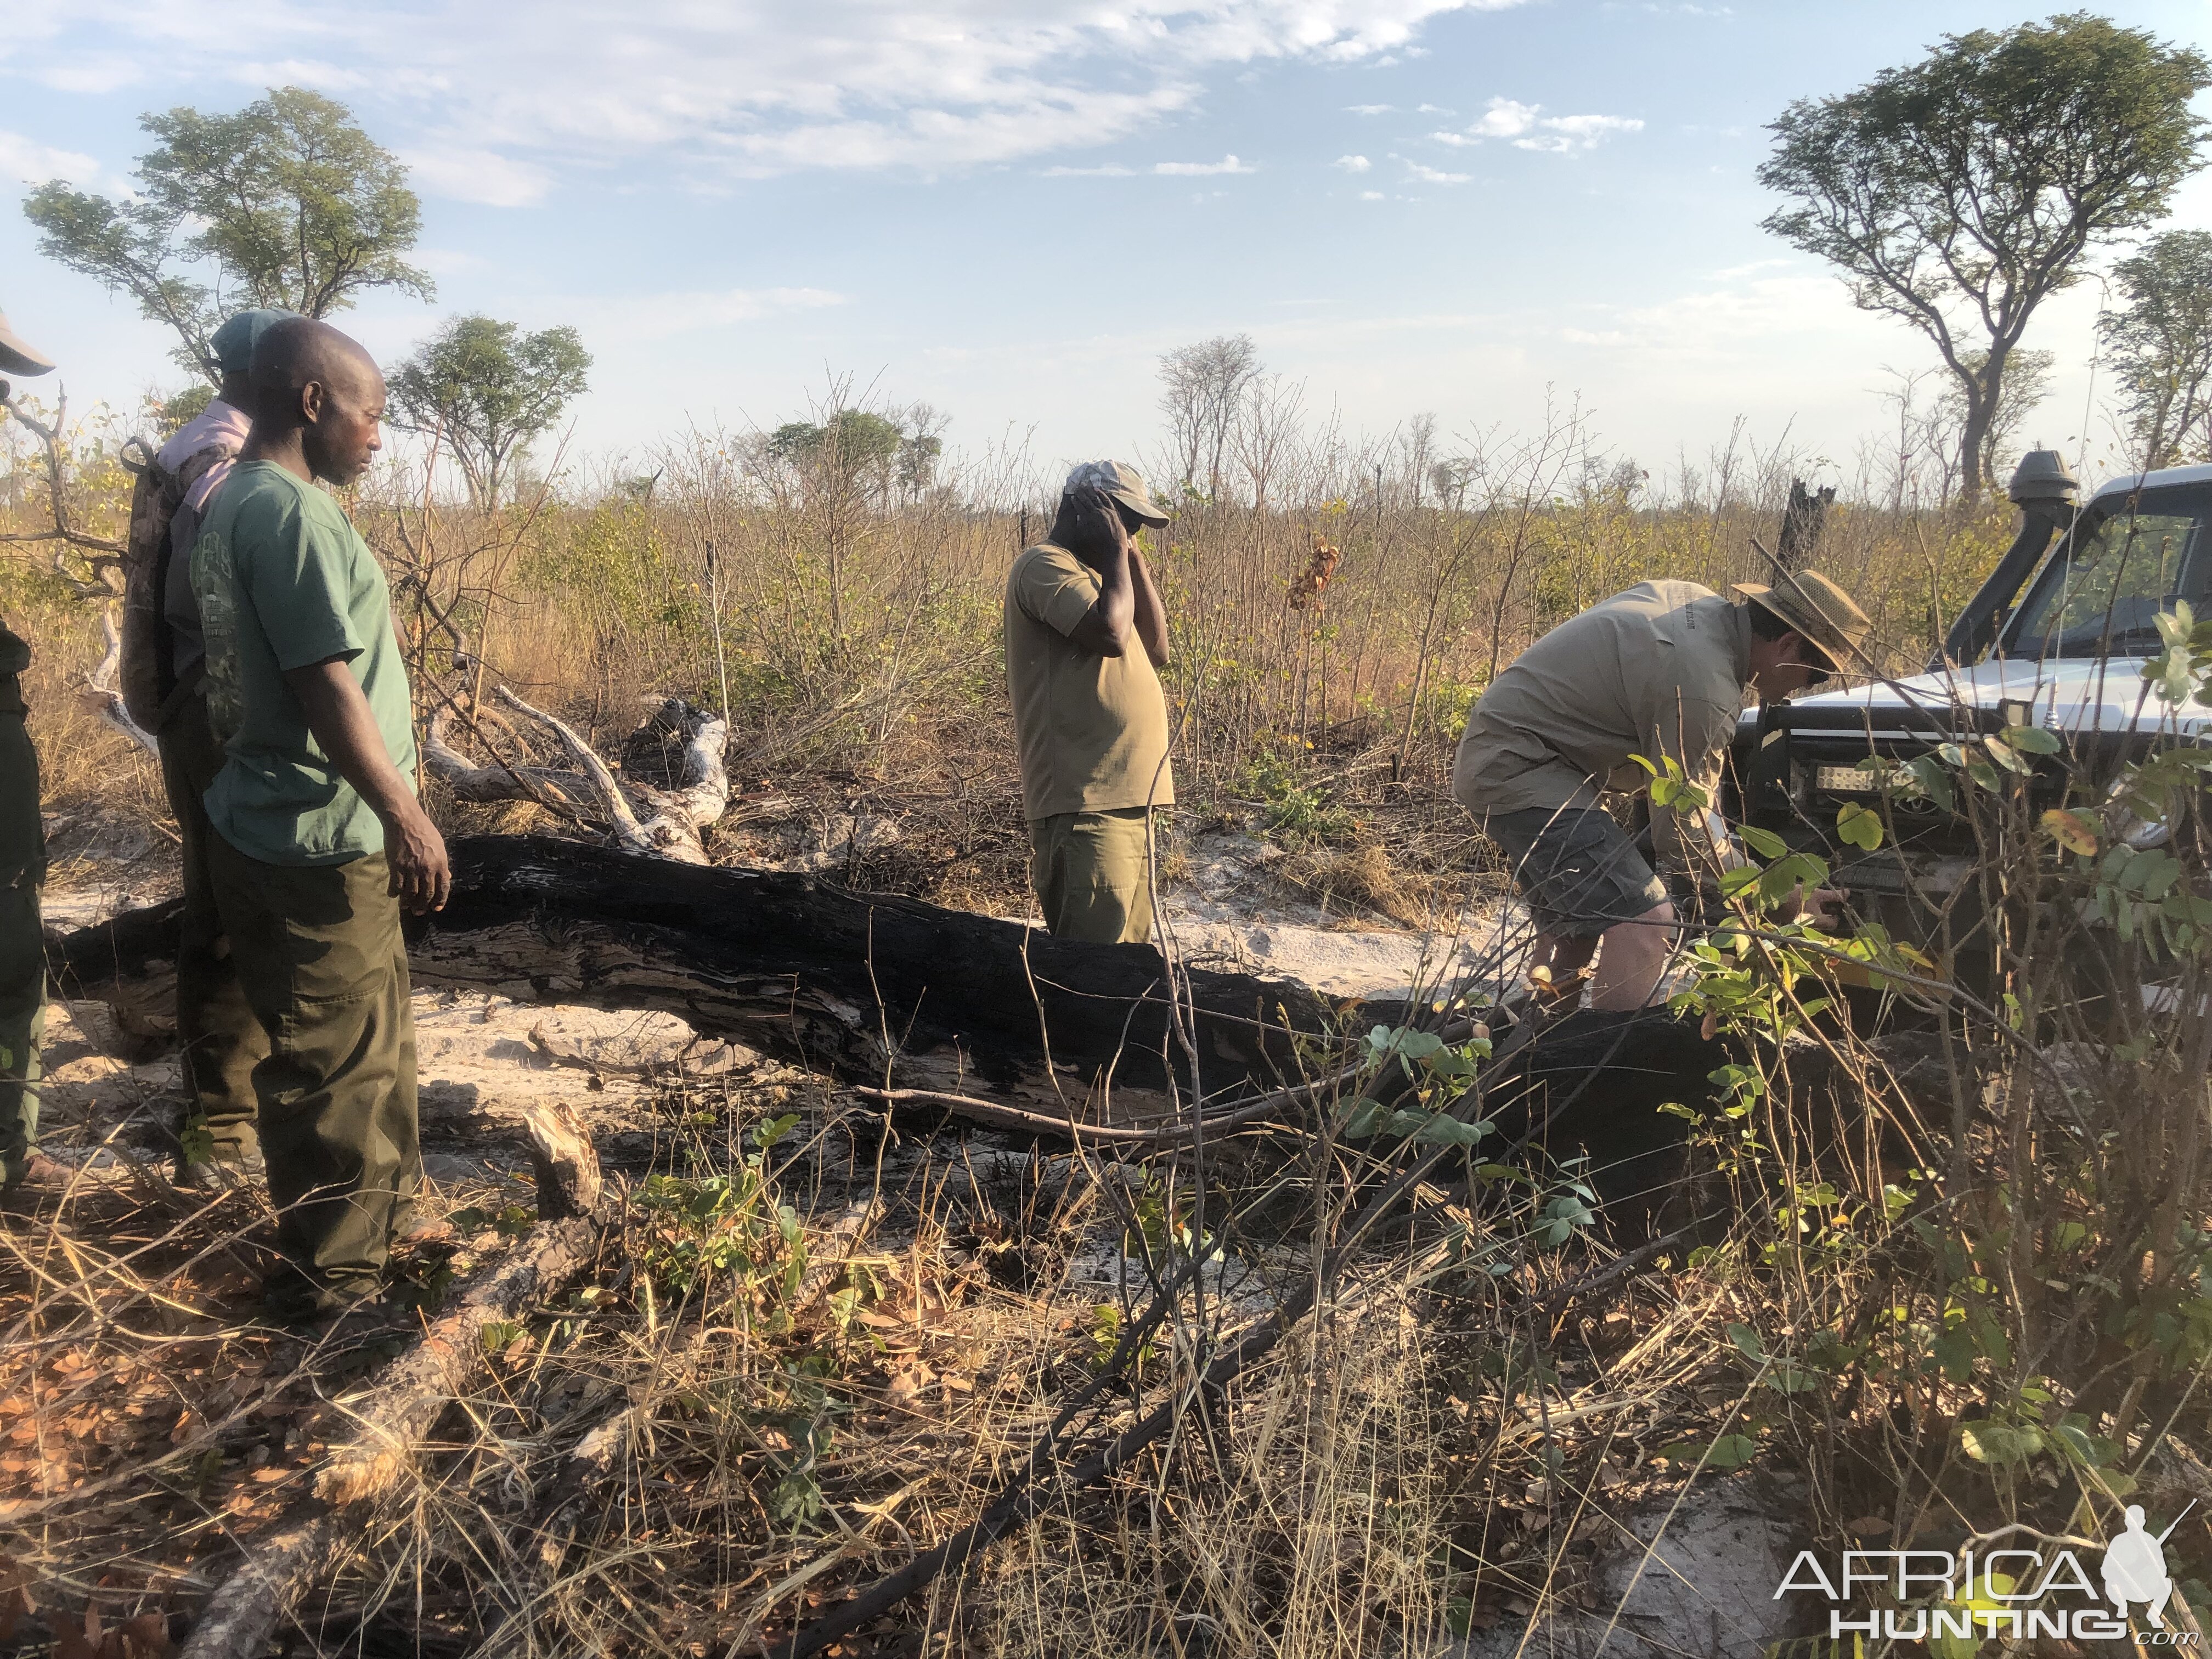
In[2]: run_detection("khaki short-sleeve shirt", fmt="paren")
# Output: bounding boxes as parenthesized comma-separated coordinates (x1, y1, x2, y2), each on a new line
(1004, 543, 1174, 821)
(1451, 580, 1751, 867)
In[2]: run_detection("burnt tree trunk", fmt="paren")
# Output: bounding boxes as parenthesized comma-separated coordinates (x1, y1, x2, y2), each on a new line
(50, 835, 1331, 1125)
(1776, 479, 1836, 572)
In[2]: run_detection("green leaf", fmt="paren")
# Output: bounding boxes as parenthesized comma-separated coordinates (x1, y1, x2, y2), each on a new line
(1982, 734, 2033, 775)
(1740, 823, 1788, 860)
(1415, 1114, 1491, 1149)
(1959, 1420, 2043, 1465)
(1835, 801, 1883, 850)
(1903, 754, 1956, 811)
(1702, 1432, 1757, 1471)
(1726, 1322, 1765, 1359)
(1763, 1361, 1819, 1393)
(1340, 1099, 1389, 1139)
(2002, 722, 2062, 754)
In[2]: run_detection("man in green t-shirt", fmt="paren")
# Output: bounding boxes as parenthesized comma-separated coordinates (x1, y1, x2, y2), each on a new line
(190, 316, 449, 1320)
(1003, 461, 1174, 945)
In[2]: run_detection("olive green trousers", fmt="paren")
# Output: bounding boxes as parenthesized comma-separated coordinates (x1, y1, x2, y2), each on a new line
(1029, 807, 1158, 946)
(157, 692, 268, 1165)
(205, 836, 420, 1309)
(0, 701, 42, 1187)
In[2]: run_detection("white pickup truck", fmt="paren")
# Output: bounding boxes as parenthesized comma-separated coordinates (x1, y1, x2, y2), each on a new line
(1728, 450, 2209, 986)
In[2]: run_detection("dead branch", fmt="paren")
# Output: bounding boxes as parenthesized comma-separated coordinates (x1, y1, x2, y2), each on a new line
(423, 687, 731, 864)
(0, 390, 128, 562)
(76, 609, 159, 756)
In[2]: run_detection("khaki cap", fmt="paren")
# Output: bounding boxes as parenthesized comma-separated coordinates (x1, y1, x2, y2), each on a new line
(0, 309, 55, 378)
(1733, 569, 1872, 674)
(1064, 459, 1171, 526)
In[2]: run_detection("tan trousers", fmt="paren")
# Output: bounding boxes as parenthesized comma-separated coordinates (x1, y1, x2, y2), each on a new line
(1029, 808, 1157, 945)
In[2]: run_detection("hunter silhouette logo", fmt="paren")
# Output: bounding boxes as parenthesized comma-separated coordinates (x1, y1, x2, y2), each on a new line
(2104, 1502, 2193, 1628)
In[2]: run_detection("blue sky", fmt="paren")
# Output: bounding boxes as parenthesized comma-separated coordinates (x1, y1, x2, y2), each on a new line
(5, 1, 2210, 492)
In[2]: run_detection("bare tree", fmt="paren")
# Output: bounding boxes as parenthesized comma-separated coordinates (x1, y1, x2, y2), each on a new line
(1159, 334, 1261, 499)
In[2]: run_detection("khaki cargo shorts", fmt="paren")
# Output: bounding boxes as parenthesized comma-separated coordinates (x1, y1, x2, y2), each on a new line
(1483, 806, 1669, 939)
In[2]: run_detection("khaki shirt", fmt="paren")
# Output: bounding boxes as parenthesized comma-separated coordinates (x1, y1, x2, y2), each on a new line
(1452, 580, 1751, 870)
(1004, 543, 1174, 821)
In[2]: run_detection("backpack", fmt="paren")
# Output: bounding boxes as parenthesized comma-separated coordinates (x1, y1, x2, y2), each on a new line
(118, 431, 240, 730)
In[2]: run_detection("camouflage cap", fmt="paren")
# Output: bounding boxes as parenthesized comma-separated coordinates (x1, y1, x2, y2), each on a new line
(1064, 459, 1171, 526)
(0, 309, 55, 378)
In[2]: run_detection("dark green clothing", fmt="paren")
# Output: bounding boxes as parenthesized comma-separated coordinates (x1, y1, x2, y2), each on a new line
(157, 691, 268, 1163)
(205, 836, 420, 1308)
(0, 623, 44, 1186)
(1029, 807, 1158, 945)
(190, 461, 419, 866)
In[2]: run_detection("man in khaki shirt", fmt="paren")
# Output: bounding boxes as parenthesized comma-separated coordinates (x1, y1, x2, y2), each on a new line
(1005, 460, 1173, 944)
(1453, 571, 1869, 1010)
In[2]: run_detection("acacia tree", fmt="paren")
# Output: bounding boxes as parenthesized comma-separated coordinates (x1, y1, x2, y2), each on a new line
(25, 87, 432, 381)
(2102, 230, 2212, 470)
(1759, 14, 2209, 499)
(388, 317, 591, 510)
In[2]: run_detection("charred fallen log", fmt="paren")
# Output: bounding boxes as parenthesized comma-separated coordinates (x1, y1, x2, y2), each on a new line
(50, 834, 1335, 1122)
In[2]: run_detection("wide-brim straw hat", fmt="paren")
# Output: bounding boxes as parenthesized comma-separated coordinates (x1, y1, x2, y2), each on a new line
(1732, 569, 1872, 675)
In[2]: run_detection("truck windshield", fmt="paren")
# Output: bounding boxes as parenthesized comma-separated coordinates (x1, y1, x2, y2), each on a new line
(2005, 497, 2208, 659)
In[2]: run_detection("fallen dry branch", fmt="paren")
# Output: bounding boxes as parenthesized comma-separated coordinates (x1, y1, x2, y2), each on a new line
(77, 608, 159, 756)
(421, 689, 731, 863)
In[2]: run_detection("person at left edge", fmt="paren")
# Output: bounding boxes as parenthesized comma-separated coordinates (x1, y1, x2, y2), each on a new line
(0, 307, 66, 1206)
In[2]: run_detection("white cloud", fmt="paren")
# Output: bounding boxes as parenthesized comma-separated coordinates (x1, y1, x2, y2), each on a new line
(1447, 95, 1642, 154)
(1415, 102, 1455, 114)
(1043, 154, 1255, 177)
(397, 146, 552, 207)
(1393, 155, 1470, 184)
(1515, 112, 1642, 153)
(1471, 97, 1541, 138)
(0, 130, 102, 189)
(1344, 103, 1396, 114)
(1359, 189, 1386, 200)
(1153, 154, 1255, 175)
(1334, 154, 1372, 172)
(15, 0, 1536, 188)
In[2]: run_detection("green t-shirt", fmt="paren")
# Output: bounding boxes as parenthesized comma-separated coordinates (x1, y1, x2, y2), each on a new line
(190, 461, 417, 866)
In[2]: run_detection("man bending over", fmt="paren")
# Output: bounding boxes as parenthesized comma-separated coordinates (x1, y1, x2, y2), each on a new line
(1453, 571, 1867, 1011)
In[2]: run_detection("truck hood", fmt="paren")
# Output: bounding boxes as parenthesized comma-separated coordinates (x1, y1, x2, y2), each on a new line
(1756, 655, 2211, 741)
